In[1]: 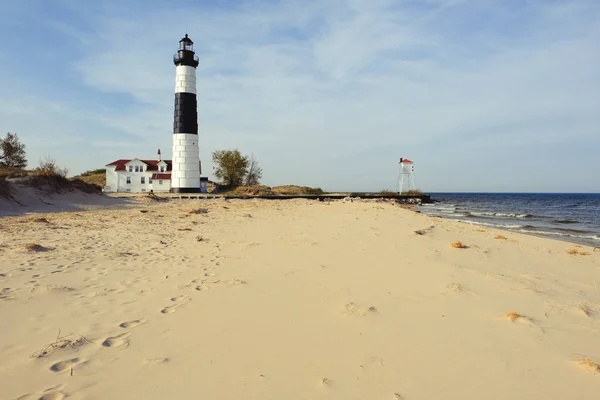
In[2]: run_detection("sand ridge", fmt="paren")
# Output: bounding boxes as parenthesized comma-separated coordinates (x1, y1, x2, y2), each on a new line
(0, 198, 599, 399)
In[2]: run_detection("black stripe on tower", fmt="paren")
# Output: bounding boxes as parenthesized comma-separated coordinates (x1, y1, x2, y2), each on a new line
(173, 93, 198, 135)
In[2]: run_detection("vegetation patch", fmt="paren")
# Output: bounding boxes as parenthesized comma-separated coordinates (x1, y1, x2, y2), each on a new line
(272, 185, 324, 195)
(578, 358, 600, 374)
(566, 247, 590, 256)
(31, 330, 92, 358)
(450, 241, 467, 249)
(401, 189, 424, 195)
(72, 169, 106, 187)
(505, 311, 524, 322)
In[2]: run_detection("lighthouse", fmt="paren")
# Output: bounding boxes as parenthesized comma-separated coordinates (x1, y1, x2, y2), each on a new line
(171, 34, 201, 193)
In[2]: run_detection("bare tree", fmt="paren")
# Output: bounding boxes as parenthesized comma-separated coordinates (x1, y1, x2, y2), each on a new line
(0, 132, 27, 169)
(245, 153, 263, 186)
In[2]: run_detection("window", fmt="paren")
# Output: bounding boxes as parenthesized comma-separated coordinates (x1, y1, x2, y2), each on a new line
(149, 177, 153, 184)
(141, 189, 146, 192)
(126, 176, 131, 184)
(141, 177, 145, 184)
(134, 166, 139, 172)
(159, 180, 163, 185)
(128, 166, 133, 172)
(159, 166, 165, 172)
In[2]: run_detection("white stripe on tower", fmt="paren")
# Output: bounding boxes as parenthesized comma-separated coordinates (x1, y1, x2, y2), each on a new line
(171, 34, 201, 193)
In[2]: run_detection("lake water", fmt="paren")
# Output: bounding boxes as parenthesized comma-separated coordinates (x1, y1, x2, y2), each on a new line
(417, 193, 600, 247)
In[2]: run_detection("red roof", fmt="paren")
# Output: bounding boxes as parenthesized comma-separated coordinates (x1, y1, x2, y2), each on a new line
(106, 159, 172, 171)
(400, 158, 414, 164)
(152, 173, 171, 180)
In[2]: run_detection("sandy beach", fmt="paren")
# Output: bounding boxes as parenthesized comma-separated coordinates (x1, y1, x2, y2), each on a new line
(1, 197, 599, 399)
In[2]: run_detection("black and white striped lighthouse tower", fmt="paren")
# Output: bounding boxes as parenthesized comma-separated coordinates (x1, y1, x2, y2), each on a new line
(171, 34, 201, 193)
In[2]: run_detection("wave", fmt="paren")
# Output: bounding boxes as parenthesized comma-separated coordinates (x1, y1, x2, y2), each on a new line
(451, 220, 600, 242)
(521, 225, 590, 234)
(517, 229, 600, 242)
(467, 211, 534, 218)
(553, 219, 578, 224)
(455, 219, 524, 229)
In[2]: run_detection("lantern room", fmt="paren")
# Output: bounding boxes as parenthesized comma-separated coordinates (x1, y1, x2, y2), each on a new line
(173, 34, 199, 67)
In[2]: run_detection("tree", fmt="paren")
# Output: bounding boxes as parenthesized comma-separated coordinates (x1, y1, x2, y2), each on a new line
(0, 132, 27, 169)
(245, 153, 263, 186)
(212, 149, 249, 188)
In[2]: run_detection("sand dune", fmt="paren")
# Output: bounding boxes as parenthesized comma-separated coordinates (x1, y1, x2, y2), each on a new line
(1, 198, 599, 399)
(0, 183, 137, 217)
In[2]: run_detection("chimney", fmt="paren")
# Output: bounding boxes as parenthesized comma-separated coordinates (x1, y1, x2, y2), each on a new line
(158, 149, 161, 161)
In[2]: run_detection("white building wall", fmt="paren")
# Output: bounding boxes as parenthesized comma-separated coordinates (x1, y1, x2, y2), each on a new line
(105, 166, 118, 192)
(151, 179, 171, 192)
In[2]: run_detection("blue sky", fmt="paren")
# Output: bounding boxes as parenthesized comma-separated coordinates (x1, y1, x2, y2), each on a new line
(0, 0, 598, 192)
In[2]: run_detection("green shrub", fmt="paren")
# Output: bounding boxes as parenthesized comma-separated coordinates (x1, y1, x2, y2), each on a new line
(303, 187, 324, 195)
(79, 168, 106, 176)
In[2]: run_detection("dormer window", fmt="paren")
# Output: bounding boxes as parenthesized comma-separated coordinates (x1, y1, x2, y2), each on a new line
(128, 166, 133, 172)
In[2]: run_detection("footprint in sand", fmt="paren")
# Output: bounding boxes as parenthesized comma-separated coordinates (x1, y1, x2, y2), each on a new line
(445, 283, 477, 295)
(119, 318, 146, 328)
(39, 392, 65, 400)
(50, 358, 82, 372)
(343, 302, 378, 317)
(16, 384, 66, 400)
(102, 333, 130, 347)
(143, 357, 170, 366)
(170, 295, 189, 302)
(161, 304, 180, 314)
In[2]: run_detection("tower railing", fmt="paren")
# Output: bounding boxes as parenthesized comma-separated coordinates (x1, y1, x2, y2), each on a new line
(173, 53, 199, 67)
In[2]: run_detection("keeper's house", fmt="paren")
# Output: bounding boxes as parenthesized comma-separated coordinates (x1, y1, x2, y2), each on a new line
(104, 156, 173, 193)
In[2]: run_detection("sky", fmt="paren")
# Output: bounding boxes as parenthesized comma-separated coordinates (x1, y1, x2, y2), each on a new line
(0, 0, 599, 193)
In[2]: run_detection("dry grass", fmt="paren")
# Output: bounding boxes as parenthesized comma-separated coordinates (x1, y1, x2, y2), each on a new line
(579, 358, 600, 373)
(450, 241, 467, 249)
(505, 311, 523, 322)
(33, 217, 50, 223)
(495, 235, 508, 240)
(400, 189, 424, 195)
(272, 185, 324, 195)
(71, 170, 106, 188)
(566, 247, 591, 256)
(229, 185, 275, 196)
(31, 330, 92, 358)
(0, 167, 29, 179)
